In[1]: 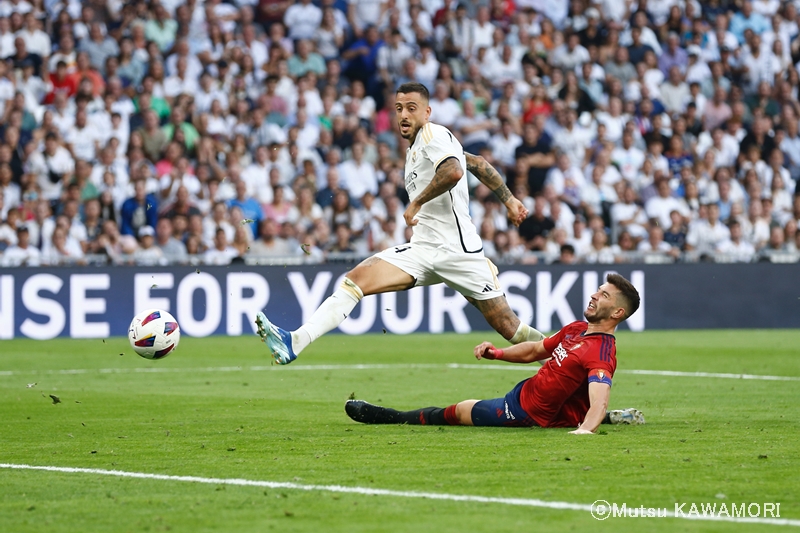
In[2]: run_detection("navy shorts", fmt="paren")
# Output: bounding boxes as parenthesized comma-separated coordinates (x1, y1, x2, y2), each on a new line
(471, 379, 538, 427)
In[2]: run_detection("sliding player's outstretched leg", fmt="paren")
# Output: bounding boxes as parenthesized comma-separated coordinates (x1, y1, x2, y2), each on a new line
(345, 400, 460, 425)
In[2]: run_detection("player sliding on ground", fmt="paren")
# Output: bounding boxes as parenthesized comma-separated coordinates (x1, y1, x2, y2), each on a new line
(346, 274, 645, 433)
(256, 82, 545, 364)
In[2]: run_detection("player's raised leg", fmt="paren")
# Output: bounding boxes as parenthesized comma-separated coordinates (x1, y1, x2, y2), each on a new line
(466, 295, 545, 344)
(256, 256, 415, 364)
(436, 252, 544, 344)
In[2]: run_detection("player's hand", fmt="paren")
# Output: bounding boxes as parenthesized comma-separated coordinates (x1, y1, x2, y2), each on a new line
(569, 428, 595, 435)
(505, 197, 528, 227)
(474, 342, 500, 360)
(403, 200, 421, 226)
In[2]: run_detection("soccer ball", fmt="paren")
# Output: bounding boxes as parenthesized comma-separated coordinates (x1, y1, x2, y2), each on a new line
(128, 309, 181, 360)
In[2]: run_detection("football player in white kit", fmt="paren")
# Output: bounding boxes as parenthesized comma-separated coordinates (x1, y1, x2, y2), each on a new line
(256, 82, 544, 364)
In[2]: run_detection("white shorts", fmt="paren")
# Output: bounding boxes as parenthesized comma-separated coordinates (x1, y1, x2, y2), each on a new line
(374, 243, 504, 301)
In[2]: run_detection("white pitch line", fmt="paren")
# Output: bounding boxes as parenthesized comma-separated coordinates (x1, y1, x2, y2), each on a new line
(0, 463, 797, 527)
(0, 363, 799, 382)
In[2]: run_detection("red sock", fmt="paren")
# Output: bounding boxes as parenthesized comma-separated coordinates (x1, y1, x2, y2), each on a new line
(443, 404, 460, 425)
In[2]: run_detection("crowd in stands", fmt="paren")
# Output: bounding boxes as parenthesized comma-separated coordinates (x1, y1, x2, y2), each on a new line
(1, 0, 800, 267)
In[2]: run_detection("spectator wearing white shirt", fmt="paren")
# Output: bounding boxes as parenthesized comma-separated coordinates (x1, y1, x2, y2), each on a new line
(203, 227, 240, 265)
(165, 39, 204, 80)
(742, 34, 774, 95)
(290, 108, 321, 153)
(454, 98, 496, 154)
(685, 203, 731, 252)
(779, 118, 800, 181)
(612, 130, 646, 183)
(552, 109, 593, 169)
(1, 225, 40, 266)
(285, 1, 323, 41)
(660, 66, 690, 114)
(428, 81, 461, 129)
(716, 219, 756, 261)
(241, 145, 271, 199)
(347, 0, 385, 37)
(637, 224, 677, 254)
(29, 132, 75, 202)
(133, 225, 166, 265)
(545, 152, 585, 212)
(0, 162, 19, 217)
(490, 120, 522, 170)
(685, 45, 711, 84)
(611, 185, 649, 240)
(377, 29, 414, 89)
(492, 45, 523, 88)
(16, 12, 49, 59)
(163, 56, 199, 101)
(65, 109, 101, 162)
(595, 97, 627, 144)
(470, 6, 495, 55)
(549, 33, 590, 71)
(194, 72, 228, 114)
(645, 177, 690, 229)
(581, 165, 619, 219)
(43, 223, 85, 266)
(203, 201, 236, 247)
(415, 42, 439, 89)
(0, 16, 16, 58)
(338, 142, 377, 203)
(240, 24, 268, 70)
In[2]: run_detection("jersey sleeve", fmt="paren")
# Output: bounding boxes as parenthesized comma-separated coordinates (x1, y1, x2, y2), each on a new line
(420, 124, 463, 171)
(541, 329, 564, 355)
(541, 321, 582, 354)
(587, 368, 613, 387)
(582, 335, 616, 385)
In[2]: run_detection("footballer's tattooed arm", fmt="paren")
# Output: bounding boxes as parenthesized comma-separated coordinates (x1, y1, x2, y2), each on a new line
(403, 157, 463, 226)
(465, 152, 513, 203)
(464, 152, 528, 226)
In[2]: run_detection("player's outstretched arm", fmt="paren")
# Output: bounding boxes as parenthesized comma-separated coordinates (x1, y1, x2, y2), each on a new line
(403, 157, 463, 226)
(569, 382, 611, 435)
(474, 340, 548, 364)
(464, 152, 528, 226)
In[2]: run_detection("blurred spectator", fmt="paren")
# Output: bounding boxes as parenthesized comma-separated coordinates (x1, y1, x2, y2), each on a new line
(248, 217, 291, 257)
(228, 180, 263, 237)
(2, 226, 40, 266)
(717, 219, 756, 262)
(0, 0, 797, 270)
(204, 227, 240, 265)
(133, 225, 164, 265)
(686, 203, 731, 253)
(121, 180, 158, 237)
(155, 217, 188, 263)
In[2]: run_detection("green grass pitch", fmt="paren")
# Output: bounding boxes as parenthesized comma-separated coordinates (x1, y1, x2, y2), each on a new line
(1, 330, 798, 532)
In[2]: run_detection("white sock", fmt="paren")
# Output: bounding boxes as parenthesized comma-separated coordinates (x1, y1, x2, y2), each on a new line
(510, 322, 545, 344)
(291, 278, 363, 355)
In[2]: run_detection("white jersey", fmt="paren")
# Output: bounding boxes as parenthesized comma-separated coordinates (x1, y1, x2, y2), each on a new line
(404, 122, 481, 253)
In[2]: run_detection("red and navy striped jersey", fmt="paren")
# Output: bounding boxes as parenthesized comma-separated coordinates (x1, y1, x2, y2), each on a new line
(520, 321, 617, 428)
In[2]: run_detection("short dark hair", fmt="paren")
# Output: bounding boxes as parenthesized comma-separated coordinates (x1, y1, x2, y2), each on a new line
(606, 273, 640, 320)
(397, 82, 429, 102)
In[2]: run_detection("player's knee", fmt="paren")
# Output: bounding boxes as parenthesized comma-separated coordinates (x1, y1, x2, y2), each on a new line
(339, 276, 364, 302)
(455, 400, 477, 426)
